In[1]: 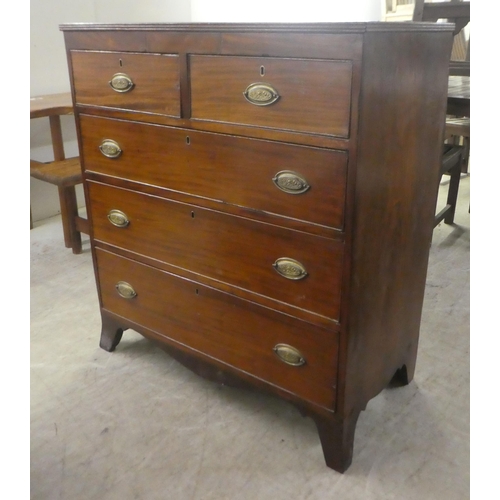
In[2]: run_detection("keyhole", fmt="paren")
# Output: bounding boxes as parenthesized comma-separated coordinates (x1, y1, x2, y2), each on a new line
(260, 65, 265, 77)
(186, 136, 191, 145)
(195, 288, 199, 295)
(191, 211, 195, 218)
(119, 59, 123, 67)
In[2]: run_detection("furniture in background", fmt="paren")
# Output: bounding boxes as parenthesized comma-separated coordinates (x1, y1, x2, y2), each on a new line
(434, 144, 464, 226)
(412, 0, 470, 226)
(446, 75, 470, 174)
(61, 22, 454, 472)
(30, 93, 88, 253)
(413, 0, 470, 73)
(433, 76, 470, 227)
(384, 0, 416, 21)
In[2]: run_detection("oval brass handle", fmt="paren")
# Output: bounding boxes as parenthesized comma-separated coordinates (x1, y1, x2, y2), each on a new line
(115, 281, 137, 299)
(107, 209, 129, 228)
(109, 73, 135, 93)
(273, 344, 306, 367)
(99, 139, 122, 159)
(243, 82, 280, 106)
(272, 171, 310, 195)
(273, 258, 308, 280)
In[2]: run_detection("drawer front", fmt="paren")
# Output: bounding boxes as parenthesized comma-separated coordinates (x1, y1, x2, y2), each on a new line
(89, 182, 344, 321)
(96, 248, 338, 409)
(80, 115, 348, 230)
(190, 55, 352, 137)
(71, 50, 180, 116)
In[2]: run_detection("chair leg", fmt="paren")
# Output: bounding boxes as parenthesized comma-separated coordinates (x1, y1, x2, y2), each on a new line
(450, 133, 470, 174)
(58, 185, 82, 254)
(444, 161, 462, 225)
(461, 136, 470, 173)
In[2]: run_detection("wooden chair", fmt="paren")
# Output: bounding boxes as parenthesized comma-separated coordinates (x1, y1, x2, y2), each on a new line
(413, 0, 470, 73)
(413, 0, 470, 226)
(30, 93, 89, 253)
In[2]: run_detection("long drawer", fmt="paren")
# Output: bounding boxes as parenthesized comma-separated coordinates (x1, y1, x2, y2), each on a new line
(89, 182, 344, 321)
(80, 114, 348, 230)
(190, 55, 353, 137)
(96, 248, 338, 408)
(71, 50, 181, 116)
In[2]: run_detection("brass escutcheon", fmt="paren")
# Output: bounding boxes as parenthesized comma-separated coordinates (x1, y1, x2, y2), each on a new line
(272, 258, 308, 280)
(273, 344, 306, 367)
(99, 139, 122, 159)
(272, 171, 310, 195)
(115, 281, 137, 299)
(243, 82, 280, 106)
(107, 209, 129, 228)
(109, 73, 135, 93)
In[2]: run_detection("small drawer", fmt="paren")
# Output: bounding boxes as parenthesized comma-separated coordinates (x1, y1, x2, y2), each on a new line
(190, 55, 352, 137)
(71, 50, 180, 116)
(80, 115, 348, 230)
(89, 182, 344, 321)
(96, 248, 338, 409)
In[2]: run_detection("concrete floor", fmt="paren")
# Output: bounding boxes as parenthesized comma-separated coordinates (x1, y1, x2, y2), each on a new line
(31, 176, 470, 500)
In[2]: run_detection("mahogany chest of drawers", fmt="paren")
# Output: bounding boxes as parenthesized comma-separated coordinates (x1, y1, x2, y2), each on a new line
(61, 22, 453, 472)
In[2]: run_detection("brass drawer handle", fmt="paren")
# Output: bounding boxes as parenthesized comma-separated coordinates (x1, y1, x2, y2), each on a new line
(99, 139, 122, 159)
(107, 209, 129, 228)
(109, 73, 135, 93)
(243, 82, 280, 106)
(273, 344, 306, 367)
(115, 281, 137, 299)
(272, 171, 310, 195)
(273, 258, 308, 280)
